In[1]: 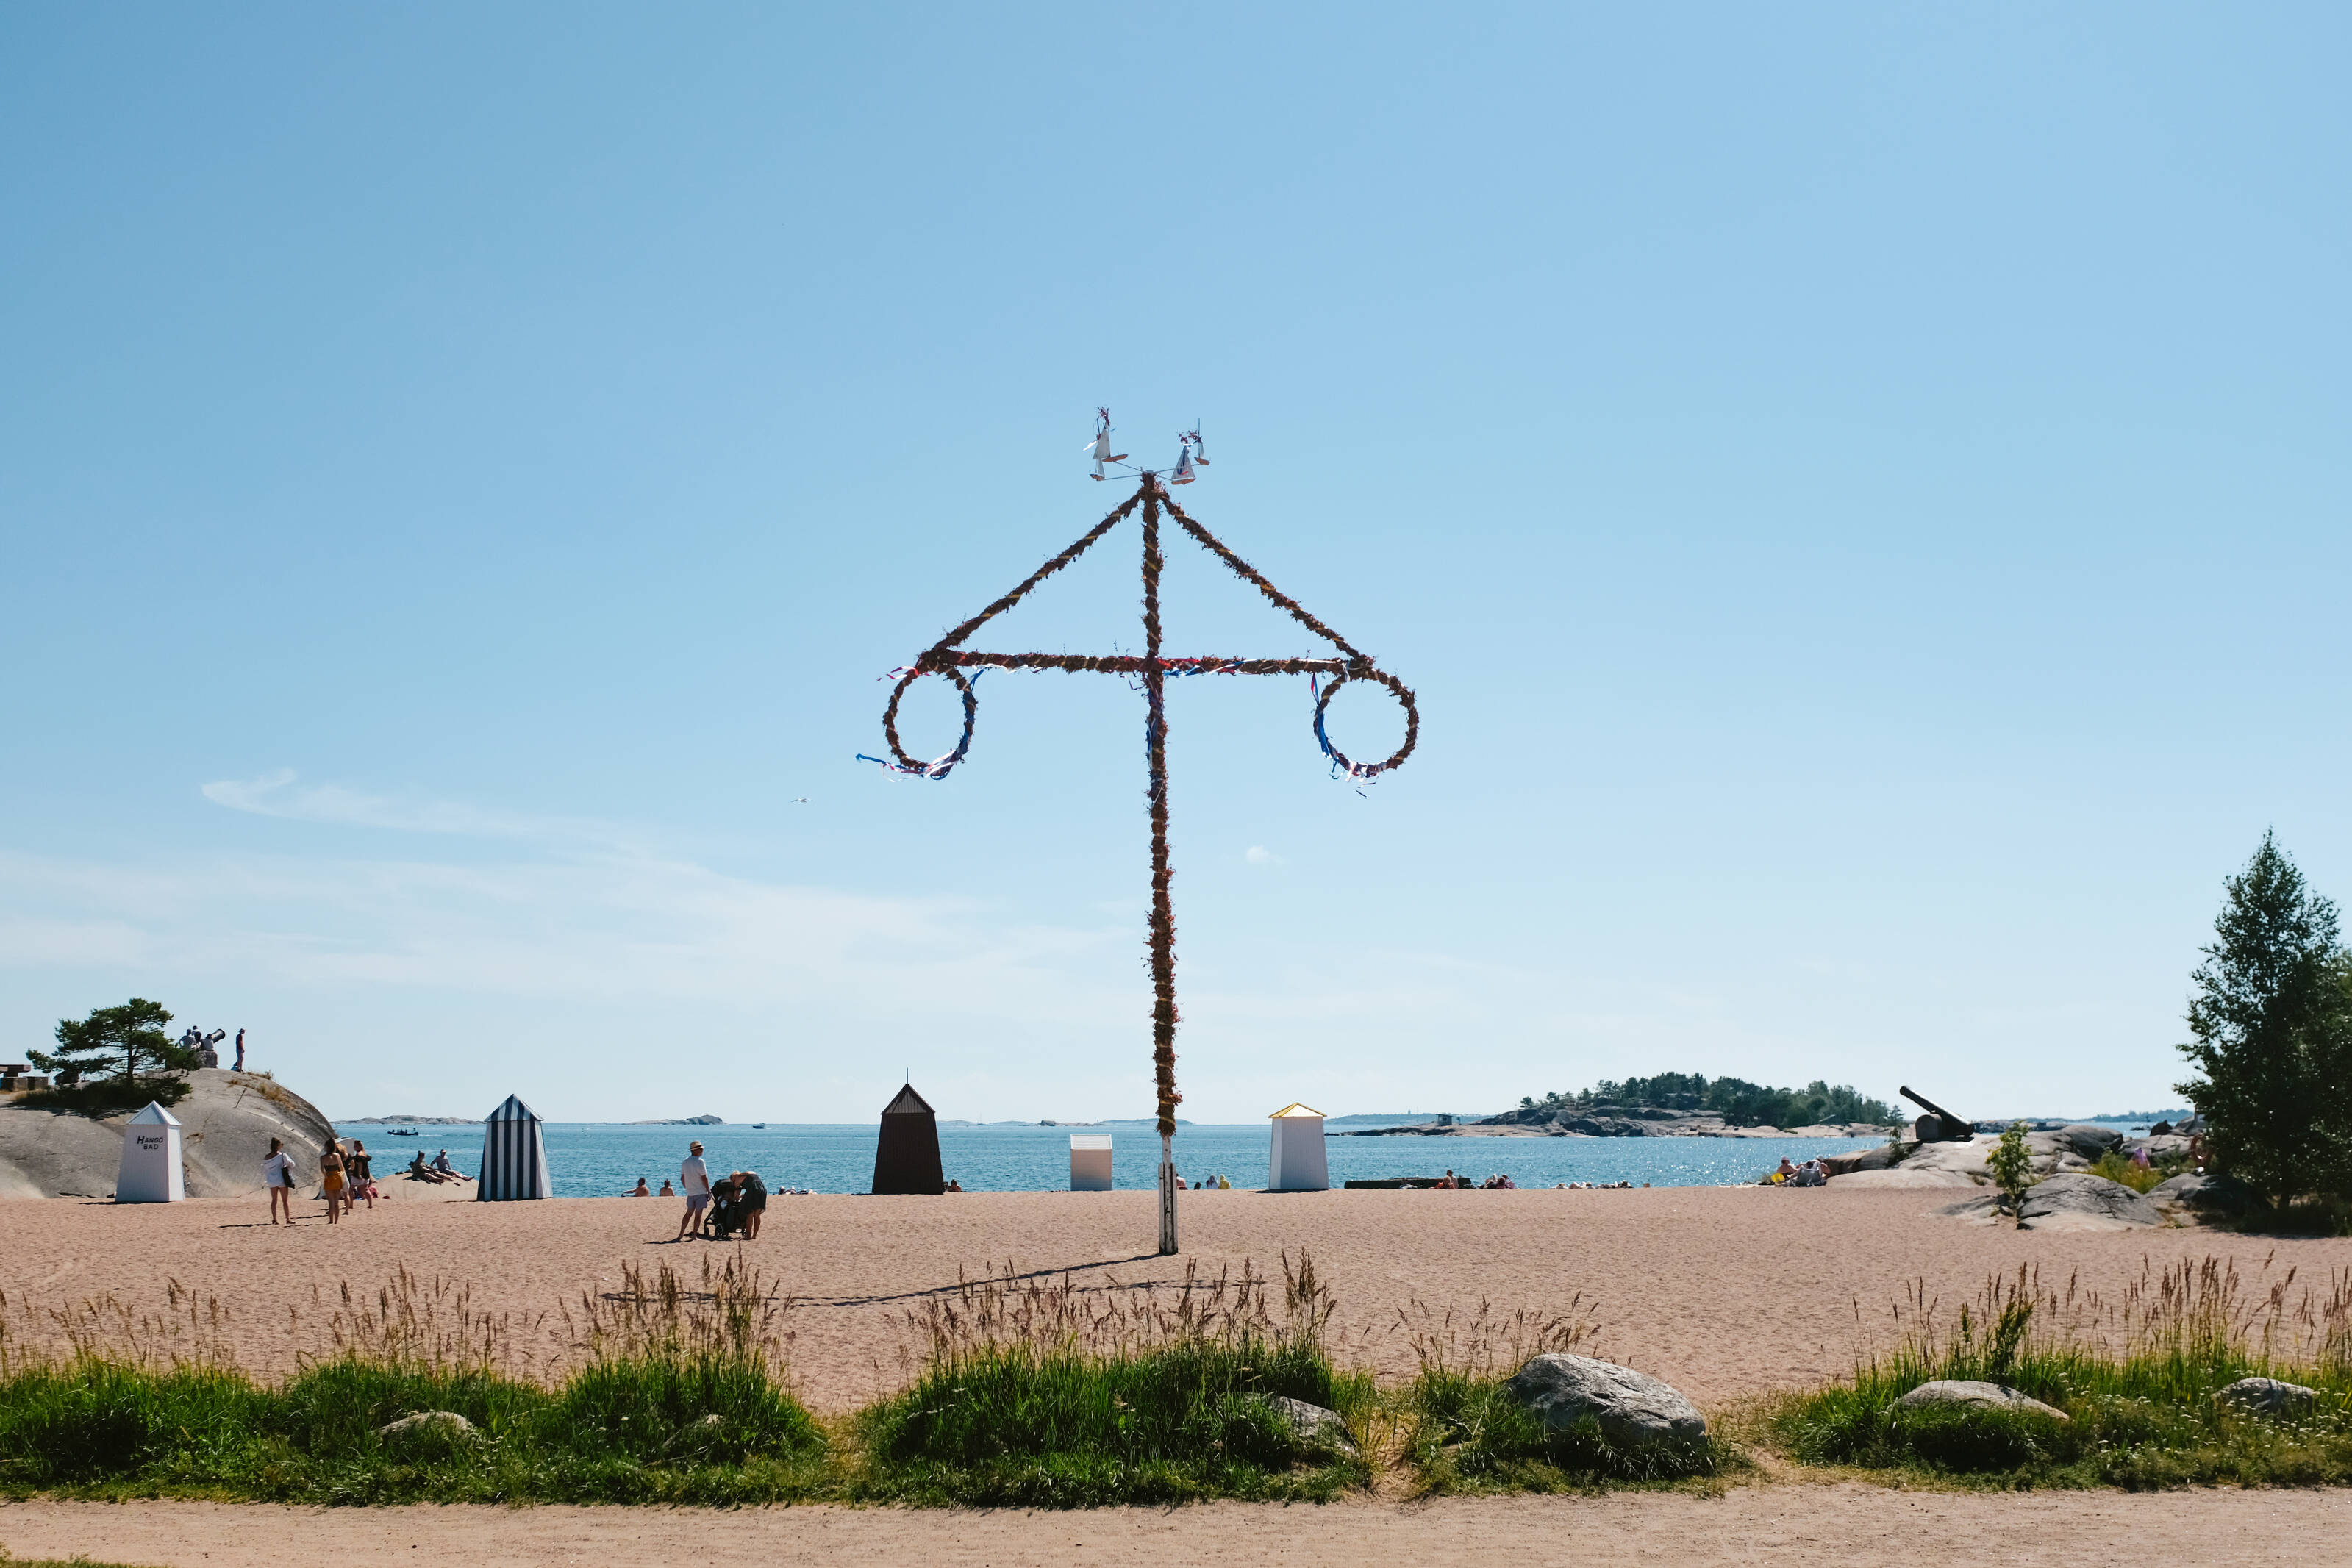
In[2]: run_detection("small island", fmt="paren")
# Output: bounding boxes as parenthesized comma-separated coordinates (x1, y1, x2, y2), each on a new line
(1347, 1073, 1896, 1139)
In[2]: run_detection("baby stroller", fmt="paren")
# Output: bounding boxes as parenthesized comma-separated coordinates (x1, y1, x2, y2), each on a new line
(706, 1178, 748, 1239)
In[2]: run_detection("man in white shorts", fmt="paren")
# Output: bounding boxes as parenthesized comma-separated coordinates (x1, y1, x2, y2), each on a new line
(675, 1139, 712, 1239)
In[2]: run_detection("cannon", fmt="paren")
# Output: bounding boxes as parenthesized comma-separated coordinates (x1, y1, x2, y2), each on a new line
(1899, 1085, 1973, 1144)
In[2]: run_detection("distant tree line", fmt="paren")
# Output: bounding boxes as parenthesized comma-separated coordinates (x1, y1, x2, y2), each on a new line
(1518, 1073, 1895, 1128)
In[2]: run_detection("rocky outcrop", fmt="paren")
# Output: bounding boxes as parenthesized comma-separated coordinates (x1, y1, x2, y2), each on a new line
(1820, 1142, 1906, 1175)
(2218, 1377, 2317, 1418)
(2017, 1173, 2164, 1231)
(1895, 1381, 2067, 1421)
(0, 1069, 337, 1200)
(1504, 1353, 1707, 1450)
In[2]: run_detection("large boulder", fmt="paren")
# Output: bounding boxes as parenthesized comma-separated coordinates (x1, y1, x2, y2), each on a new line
(2047, 1124, 2126, 1161)
(0, 1069, 337, 1200)
(1504, 1353, 1707, 1450)
(2217, 1378, 2318, 1419)
(1255, 1395, 1358, 1454)
(1895, 1381, 2068, 1422)
(377, 1411, 478, 1442)
(2147, 1172, 2262, 1216)
(2017, 1173, 2164, 1232)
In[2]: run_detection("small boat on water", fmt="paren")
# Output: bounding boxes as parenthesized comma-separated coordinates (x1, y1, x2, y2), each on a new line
(751, 1123, 767, 1130)
(388, 1128, 420, 1137)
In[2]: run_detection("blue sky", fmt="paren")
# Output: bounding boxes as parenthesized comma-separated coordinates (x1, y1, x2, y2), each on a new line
(3, 5, 2345, 1124)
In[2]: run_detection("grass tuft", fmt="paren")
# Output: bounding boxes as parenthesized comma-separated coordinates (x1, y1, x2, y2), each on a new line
(1765, 1257, 2352, 1488)
(854, 1251, 1371, 1505)
(0, 1253, 831, 1505)
(1394, 1297, 1740, 1492)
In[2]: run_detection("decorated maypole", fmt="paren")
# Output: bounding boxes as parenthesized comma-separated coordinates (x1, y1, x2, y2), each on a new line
(862, 411, 1419, 1253)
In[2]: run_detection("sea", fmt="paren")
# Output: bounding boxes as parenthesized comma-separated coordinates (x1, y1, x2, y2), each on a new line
(334, 1118, 1904, 1197)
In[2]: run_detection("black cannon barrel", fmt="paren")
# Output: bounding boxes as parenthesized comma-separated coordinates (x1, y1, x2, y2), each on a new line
(1899, 1085, 1960, 1123)
(1899, 1085, 1972, 1139)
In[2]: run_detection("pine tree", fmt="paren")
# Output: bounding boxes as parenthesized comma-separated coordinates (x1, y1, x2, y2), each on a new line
(2175, 834, 2352, 1211)
(29, 998, 198, 1108)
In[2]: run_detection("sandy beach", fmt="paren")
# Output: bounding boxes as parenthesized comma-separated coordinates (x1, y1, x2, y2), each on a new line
(4, 1185, 2348, 1410)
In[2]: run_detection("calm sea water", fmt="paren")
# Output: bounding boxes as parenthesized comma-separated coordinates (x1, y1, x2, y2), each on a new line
(335, 1120, 1890, 1196)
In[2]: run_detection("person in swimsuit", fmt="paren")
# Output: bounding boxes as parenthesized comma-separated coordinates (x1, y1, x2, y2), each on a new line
(319, 1139, 347, 1224)
(348, 1139, 376, 1209)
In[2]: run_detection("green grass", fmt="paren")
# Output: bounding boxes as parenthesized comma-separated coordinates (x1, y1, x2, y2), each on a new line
(856, 1337, 1371, 1505)
(1762, 1260, 2352, 1489)
(2086, 1149, 2173, 1194)
(0, 1351, 831, 1505)
(0, 1251, 1379, 1509)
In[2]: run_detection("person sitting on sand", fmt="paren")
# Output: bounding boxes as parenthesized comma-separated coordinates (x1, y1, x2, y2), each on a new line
(1218, 1174, 1232, 1190)
(659, 1178, 675, 1196)
(1499, 1173, 1517, 1189)
(945, 1178, 963, 1192)
(629, 1177, 651, 1196)
(1173, 1174, 1187, 1190)
(432, 1148, 457, 1174)
(1775, 1158, 1798, 1181)
(1440, 1170, 1458, 1189)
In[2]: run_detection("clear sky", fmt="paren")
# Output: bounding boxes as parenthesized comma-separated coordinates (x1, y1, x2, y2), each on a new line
(4, 5, 2346, 1125)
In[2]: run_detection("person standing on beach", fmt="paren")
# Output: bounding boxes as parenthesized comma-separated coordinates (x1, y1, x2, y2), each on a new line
(263, 1137, 296, 1225)
(318, 1138, 348, 1225)
(737, 1170, 767, 1239)
(675, 1140, 712, 1240)
(348, 1139, 376, 1210)
(233, 1029, 246, 1072)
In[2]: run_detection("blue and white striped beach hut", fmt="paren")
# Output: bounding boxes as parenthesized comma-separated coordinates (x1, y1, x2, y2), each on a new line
(478, 1094, 554, 1200)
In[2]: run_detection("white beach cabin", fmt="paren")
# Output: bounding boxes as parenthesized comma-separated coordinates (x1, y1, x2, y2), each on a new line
(116, 1101, 185, 1203)
(1266, 1103, 1329, 1192)
(1069, 1134, 1113, 1191)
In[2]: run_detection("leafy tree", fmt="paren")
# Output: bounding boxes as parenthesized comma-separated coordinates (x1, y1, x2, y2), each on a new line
(29, 998, 196, 1109)
(2175, 833, 2352, 1211)
(1987, 1121, 2034, 1218)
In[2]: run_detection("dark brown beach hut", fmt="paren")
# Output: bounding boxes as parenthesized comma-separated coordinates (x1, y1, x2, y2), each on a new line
(871, 1082, 945, 1195)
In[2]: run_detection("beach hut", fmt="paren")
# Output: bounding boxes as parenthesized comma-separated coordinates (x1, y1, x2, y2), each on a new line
(115, 1101, 185, 1203)
(1266, 1103, 1329, 1191)
(871, 1082, 945, 1195)
(477, 1094, 554, 1200)
(1070, 1134, 1113, 1191)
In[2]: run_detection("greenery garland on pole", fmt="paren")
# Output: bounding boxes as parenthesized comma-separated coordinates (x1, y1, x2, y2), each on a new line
(860, 415, 1419, 1254)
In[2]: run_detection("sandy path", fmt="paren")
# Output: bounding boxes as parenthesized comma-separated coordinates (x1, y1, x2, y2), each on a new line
(2, 1187, 2348, 1409)
(4, 1489, 2345, 1567)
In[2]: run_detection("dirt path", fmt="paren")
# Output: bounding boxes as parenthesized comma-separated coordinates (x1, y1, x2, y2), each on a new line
(4, 1488, 2344, 1567)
